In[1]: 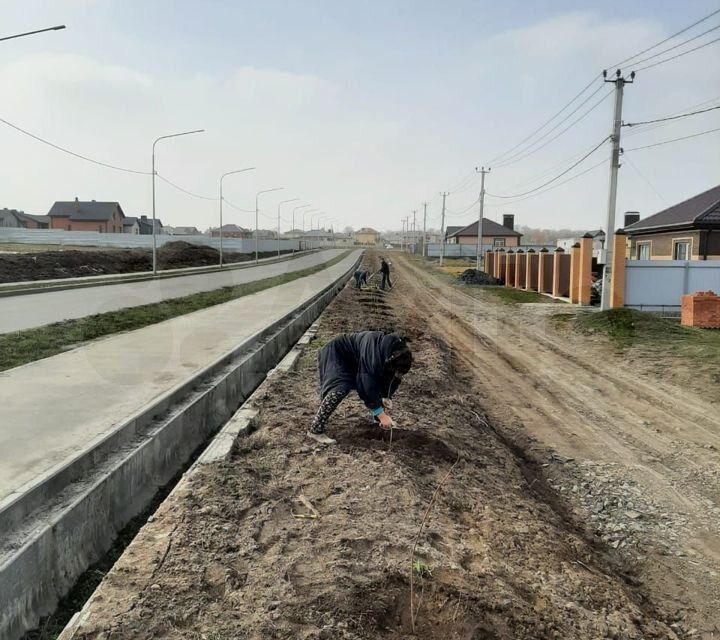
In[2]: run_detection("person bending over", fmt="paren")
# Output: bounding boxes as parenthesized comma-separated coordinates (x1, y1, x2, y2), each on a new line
(354, 269, 368, 288)
(307, 331, 412, 445)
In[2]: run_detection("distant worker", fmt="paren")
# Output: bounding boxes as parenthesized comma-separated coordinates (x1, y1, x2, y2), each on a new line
(354, 268, 368, 289)
(379, 256, 392, 290)
(307, 331, 413, 445)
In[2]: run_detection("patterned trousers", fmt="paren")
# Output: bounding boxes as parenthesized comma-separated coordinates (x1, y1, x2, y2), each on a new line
(309, 389, 350, 434)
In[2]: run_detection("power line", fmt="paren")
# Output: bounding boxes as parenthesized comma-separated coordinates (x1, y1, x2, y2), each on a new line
(624, 126, 720, 151)
(156, 173, 216, 200)
(625, 22, 720, 69)
(487, 135, 609, 198)
(0, 114, 150, 175)
(493, 89, 613, 169)
(488, 76, 602, 165)
(486, 8, 720, 168)
(608, 7, 720, 68)
(623, 154, 666, 204)
(624, 104, 720, 127)
(635, 34, 720, 72)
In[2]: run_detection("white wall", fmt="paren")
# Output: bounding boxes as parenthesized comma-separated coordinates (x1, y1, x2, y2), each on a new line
(0, 227, 300, 253)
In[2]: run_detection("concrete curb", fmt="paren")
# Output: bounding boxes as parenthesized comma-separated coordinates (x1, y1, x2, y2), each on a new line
(0, 249, 320, 298)
(0, 253, 360, 640)
(192, 322, 319, 466)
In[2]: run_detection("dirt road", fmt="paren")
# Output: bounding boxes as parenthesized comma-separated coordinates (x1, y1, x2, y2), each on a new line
(62, 251, 688, 640)
(394, 254, 720, 637)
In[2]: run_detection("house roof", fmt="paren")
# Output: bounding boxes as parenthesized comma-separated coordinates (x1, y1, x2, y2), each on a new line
(0, 209, 50, 226)
(48, 200, 125, 222)
(123, 216, 139, 226)
(355, 227, 379, 234)
(449, 218, 523, 238)
(445, 225, 463, 237)
(625, 185, 720, 233)
(172, 226, 200, 234)
(216, 224, 249, 232)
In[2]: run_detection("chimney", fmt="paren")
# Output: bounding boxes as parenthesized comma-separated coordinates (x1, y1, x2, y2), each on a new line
(624, 211, 640, 227)
(503, 214, 515, 230)
(140, 215, 147, 221)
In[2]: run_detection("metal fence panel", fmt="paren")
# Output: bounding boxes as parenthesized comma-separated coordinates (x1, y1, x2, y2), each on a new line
(625, 260, 720, 310)
(0, 228, 305, 252)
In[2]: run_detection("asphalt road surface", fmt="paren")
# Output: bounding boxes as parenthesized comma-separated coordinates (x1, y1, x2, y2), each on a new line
(0, 249, 347, 334)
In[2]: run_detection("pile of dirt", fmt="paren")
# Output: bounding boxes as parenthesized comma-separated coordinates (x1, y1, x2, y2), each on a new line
(66, 251, 677, 640)
(0, 242, 293, 283)
(457, 268, 500, 285)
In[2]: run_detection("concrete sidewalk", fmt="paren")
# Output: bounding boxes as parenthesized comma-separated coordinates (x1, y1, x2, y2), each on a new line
(0, 249, 345, 334)
(0, 250, 360, 506)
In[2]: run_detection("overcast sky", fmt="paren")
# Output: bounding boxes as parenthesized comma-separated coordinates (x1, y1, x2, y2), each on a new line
(1, 0, 719, 233)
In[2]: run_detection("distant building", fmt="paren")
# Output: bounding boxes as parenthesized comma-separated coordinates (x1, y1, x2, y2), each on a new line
(446, 215, 522, 248)
(209, 224, 251, 238)
(0, 208, 50, 229)
(557, 230, 605, 257)
(354, 227, 380, 245)
(253, 229, 278, 239)
(624, 185, 720, 260)
(122, 215, 164, 235)
(168, 226, 201, 236)
(48, 198, 126, 233)
(123, 217, 142, 234)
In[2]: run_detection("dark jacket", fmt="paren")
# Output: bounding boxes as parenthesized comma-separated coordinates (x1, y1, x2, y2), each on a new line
(380, 259, 390, 275)
(318, 331, 404, 410)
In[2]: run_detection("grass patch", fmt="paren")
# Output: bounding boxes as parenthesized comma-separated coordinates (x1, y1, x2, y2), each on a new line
(0, 251, 351, 372)
(484, 287, 555, 304)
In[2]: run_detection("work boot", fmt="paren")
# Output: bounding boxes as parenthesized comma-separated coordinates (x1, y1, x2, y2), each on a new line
(306, 431, 337, 445)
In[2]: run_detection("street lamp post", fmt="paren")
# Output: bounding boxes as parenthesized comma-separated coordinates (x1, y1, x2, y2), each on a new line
(276, 198, 300, 256)
(219, 167, 255, 267)
(292, 204, 311, 236)
(0, 25, 65, 42)
(311, 212, 325, 249)
(152, 129, 204, 275)
(255, 187, 284, 263)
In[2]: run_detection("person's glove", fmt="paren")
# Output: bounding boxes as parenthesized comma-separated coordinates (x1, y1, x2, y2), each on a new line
(378, 412, 395, 430)
(382, 398, 393, 411)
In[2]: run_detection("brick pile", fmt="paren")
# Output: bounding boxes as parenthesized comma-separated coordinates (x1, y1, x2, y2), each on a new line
(681, 290, 720, 329)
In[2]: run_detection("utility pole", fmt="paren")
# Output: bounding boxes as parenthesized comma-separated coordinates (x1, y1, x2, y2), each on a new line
(411, 210, 417, 254)
(422, 202, 428, 257)
(475, 167, 490, 271)
(600, 68, 635, 311)
(439, 192, 449, 266)
(400, 219, 405, 252)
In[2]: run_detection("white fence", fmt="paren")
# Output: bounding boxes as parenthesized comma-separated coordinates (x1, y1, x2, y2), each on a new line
(0, 227, 302, 253)
(426, 243, 556, 258)
(625, 260, 720, 311)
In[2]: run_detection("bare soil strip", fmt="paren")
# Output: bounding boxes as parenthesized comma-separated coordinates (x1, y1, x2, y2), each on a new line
(63, 251, 685, 640)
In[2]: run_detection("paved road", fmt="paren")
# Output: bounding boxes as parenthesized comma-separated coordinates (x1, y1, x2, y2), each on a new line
(0, 250, 360, 505)
(0, 249, 346, 334)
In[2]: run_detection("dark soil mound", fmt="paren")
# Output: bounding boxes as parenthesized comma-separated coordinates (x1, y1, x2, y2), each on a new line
(457, 268, 500, 285)
(157, 241, 220, 269)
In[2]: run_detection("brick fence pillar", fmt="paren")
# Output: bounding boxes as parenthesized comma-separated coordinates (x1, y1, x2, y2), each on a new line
(569, 242, 581, 304)
(609, 229, 627, 309)
(525, 249, 538, 291)
(578, 233, 593, 305)
(682, 291, 720, 328)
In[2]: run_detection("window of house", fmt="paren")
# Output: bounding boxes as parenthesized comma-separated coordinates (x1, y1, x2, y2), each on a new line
(636, 242, 650, 260)
(493, 238, 506, 247)
(673, 240, 690, 261)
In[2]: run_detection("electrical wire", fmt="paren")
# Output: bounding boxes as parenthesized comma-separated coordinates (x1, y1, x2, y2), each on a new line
(623, 154, 666, 204)
(493, 89, 613, 169)
(624, 104, 720, 127)
(155, 173, 216, 200)
(625, 22, 720, 69)
(488, 76, 602, 165)
(608, 7, 720, 68)
(0, 114, 150, 175)
(487, 135, 609, 198)
(635, 35, 720, 72)
(623, 126, 720, 151)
